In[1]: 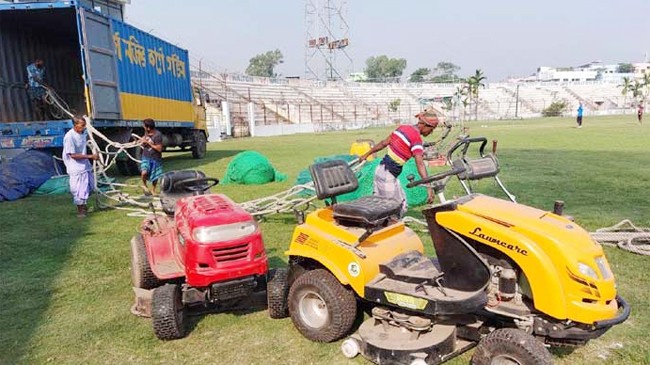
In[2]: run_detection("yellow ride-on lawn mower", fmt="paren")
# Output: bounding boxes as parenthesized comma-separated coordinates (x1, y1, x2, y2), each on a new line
(281, 148, 629, 364)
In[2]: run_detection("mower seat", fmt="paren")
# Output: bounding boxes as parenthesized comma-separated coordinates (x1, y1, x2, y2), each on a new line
(309, 160, 401, 227)
(159, 170, 208, 215)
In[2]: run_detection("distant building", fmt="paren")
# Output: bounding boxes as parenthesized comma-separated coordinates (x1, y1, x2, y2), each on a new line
(533, 61, 647, 83)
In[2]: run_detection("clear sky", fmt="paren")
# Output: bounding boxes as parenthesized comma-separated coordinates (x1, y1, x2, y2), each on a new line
(126, 0, 650, 82)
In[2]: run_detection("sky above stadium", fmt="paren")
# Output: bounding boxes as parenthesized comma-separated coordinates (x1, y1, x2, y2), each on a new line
(126, 0, 649, 82)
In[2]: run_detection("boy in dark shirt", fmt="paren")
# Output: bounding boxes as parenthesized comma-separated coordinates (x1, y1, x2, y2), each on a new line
(139, 118, 163, 195)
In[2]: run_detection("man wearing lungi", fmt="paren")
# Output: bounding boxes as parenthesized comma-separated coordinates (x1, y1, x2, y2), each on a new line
(62, 117, 99, 218)
(359, 109, 440, 217)
(139, 118, 164, 195)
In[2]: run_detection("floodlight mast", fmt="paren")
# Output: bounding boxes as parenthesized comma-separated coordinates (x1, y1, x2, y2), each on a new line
(304, 0, 353, 81)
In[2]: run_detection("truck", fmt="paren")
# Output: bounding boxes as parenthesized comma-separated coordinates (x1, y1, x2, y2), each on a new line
(0, 0, 208, 175)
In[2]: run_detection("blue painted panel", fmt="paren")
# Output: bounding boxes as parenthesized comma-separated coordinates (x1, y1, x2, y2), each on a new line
(110, 19, 192, 102)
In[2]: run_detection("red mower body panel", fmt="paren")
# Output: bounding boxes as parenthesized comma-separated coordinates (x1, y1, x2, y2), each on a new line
(142, 194, 268, 288)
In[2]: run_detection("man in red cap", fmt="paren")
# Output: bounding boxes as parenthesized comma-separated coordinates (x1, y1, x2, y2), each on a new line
(359, 109, 439, 217)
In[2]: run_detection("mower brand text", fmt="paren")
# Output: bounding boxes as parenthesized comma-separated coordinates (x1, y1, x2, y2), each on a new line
(469, 227, 529, 256)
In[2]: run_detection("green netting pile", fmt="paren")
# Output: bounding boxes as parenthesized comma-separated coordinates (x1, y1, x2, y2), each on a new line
(33, 175, 116, 195)
(222, 151, 287, 185)
(295, 154, 428, 207)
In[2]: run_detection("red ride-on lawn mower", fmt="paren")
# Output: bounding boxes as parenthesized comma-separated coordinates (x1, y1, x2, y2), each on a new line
(130, 170, 284, 340)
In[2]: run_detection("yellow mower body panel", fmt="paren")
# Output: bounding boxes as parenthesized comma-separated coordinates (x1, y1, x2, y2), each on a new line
(285, 208, 424, 297)
(438, 194, 618, 325)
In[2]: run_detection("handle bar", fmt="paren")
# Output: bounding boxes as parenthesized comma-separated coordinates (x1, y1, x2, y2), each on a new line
(447, 137, 488, 161)
(406, 166, 466, 188)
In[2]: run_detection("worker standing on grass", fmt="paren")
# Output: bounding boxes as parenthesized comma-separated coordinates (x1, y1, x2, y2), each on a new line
(62, 117, 99, 218)
(139, 118, 164, 196)
(359, 110, 439, 217)
(637, 103, 644, 124)
(576, 102, 584, 128)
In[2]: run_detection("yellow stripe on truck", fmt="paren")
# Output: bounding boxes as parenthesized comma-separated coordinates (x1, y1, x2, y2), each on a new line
(120, 92, 194, 121)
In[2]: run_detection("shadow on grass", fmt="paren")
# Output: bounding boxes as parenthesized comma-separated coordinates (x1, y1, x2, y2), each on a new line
(0, 195, 89, 364)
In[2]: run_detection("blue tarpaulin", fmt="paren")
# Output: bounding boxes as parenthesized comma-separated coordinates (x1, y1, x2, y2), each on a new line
(0, 150, 60, 201)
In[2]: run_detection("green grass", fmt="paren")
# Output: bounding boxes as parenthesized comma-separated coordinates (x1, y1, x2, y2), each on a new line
(1, 115, 649, 365)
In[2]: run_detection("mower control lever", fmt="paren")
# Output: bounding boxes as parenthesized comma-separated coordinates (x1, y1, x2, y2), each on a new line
(174, 177, 219, 193)
(406, 167, 466, 188)
(447, 137, 488, 161)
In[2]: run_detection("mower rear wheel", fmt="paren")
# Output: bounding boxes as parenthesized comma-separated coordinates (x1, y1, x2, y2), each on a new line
(288, 269, 357, 343)
(267, 267, 289, 319)
(152, 284, 186, 340)
(471, 328, 552, 365)
(130, 234, 160, 290)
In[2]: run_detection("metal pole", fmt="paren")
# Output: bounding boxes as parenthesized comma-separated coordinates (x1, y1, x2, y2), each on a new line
(515, 84, 520, 118)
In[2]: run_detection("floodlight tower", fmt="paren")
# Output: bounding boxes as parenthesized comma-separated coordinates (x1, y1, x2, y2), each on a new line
(304, 0, 352, 81)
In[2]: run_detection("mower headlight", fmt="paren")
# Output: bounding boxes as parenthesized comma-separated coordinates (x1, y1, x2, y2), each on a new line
(595, 256, 612, 280)
(193, 221, 258, 243)
(577, 262, 599, 280)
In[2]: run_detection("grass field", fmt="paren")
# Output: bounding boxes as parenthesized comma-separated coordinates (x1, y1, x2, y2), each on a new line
(1, 115, 649, 365)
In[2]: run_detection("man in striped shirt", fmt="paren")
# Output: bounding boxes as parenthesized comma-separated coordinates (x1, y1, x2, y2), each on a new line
(359, 109, 439, 217)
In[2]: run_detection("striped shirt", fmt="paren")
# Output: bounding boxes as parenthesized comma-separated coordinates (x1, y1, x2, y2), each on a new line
(386, 125, 423, 165)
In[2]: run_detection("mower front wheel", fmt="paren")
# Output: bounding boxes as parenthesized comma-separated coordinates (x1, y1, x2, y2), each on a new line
(471, 328, 552, 365)
(288, 269, 357, 343)
(152, 284, 186, 340)
(130, 234, 161, 290)
(267, 267, 289, 319)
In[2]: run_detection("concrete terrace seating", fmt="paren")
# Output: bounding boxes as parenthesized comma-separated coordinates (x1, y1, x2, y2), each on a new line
(193, 73, 632, 131)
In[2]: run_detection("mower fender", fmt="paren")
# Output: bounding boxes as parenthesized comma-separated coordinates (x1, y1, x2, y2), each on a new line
(436, 210, 569, 320)
(142, 217, 185, 280)
(286, 249, 351, 288)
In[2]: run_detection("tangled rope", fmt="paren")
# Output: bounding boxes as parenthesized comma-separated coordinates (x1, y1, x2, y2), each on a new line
(590, 220, 650, 256)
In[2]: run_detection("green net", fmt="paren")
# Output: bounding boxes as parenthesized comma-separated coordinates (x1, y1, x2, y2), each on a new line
(222, 151, 287, 185)
(295, 155, 428, 207)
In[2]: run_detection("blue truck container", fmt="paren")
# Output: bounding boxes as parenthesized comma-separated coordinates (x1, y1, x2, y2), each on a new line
(0, 1, 207, 174)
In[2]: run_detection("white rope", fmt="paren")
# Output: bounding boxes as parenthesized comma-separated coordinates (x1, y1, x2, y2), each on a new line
(590, 220, 650, 256)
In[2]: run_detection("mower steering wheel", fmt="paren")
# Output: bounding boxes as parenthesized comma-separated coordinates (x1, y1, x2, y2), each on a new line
(406, 167, 466, 188)
(173, 177, 219, 193)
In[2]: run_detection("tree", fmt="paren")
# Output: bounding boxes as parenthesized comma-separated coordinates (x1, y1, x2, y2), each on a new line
(430, 62, 461, 83)
(364, 55, 407, 82)
(467, 69, 486, 120)
(409, 68, 430, 82)
(617, 63, 634, 73)
(245, 49, 283, 77)
(542, 100, 569, 117)
(619, 76, 632, 107)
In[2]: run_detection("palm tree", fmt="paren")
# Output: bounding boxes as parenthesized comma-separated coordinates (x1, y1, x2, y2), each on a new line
(467, 69, 486, 120)
(642, 72, 650, 106)
(618, 76, 632, 107)
(631, 80, 644, 101)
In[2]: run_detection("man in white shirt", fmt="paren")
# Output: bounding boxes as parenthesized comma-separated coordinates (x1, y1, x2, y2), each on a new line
(62, 117, 99, 218)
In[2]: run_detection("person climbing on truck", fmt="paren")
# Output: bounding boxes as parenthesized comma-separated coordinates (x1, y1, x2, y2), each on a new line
(26, 58, 49, 121)
(139, 118, 164, 196)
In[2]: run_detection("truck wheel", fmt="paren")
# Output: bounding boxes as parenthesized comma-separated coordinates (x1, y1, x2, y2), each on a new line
(130, 234, 160, 289)
(152, 284, 186, 340)
(471, 328, 552, 365)
(288, 269, 357, 342)
(116, 147, 141, 176)
(191, 131, 206, 159)
(267, 268, 289, 319)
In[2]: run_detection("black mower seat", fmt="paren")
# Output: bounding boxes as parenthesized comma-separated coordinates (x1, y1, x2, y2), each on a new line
(309, 160, 401, 227)
(333, 196, 402, 226)
(159, 170, 208, 215)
